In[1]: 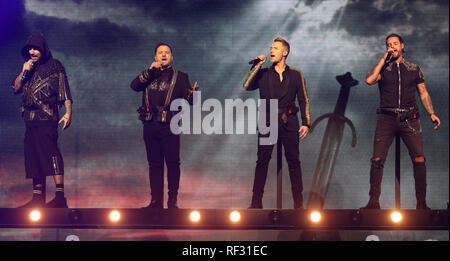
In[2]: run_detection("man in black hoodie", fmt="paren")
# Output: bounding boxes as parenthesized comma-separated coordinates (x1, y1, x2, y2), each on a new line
(131, 43, 198, 209)
(12, 32, 73, 208)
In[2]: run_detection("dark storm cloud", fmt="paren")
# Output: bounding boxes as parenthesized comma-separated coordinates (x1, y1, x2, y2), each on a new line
(327, 0, 409, 37)
(326, 0, 449, 56)
(126, 0, 248, 23)
(41, 0, 249, 26)
(26, 13, 141, 57)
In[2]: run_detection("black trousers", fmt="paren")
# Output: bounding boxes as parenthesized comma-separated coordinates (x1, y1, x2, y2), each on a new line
(369, 113, 427, 203)
(252, 123, 303, 205)
(143, 121, 180, 202)
(24, 124, 64, 179)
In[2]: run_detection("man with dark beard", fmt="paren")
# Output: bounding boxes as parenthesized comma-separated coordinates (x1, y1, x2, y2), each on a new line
(363, 33, 441, 210)
(12, 32, 73, 208)
(131, 43, 198, 209)
(243, 37, 311, 209)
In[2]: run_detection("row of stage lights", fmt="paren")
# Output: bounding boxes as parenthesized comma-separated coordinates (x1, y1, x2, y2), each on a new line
(28, 209, 404, 224)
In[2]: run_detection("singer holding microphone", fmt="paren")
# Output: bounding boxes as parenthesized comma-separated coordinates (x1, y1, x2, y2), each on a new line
(130, 43, 198, 209)
(12, 32, 73, 208)
(243, 37, 311, 209)
(362, 33, 441, 210)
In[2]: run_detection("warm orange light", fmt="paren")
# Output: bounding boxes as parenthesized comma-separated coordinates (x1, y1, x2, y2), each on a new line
(391, 211, 402, 223)
(229, 210, 241, 223)
(109, 210, 121, 222)
(189, 210, 201, 222)
(310, 211, 321, 223)
(29, 210, 41, 222)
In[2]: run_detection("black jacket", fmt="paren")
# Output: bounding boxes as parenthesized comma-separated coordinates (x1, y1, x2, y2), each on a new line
(14, 32, 72, 126)
(130, 67, 193, 121)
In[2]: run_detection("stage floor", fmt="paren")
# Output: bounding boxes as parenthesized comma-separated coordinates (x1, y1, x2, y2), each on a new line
(0, 208, 447, 231)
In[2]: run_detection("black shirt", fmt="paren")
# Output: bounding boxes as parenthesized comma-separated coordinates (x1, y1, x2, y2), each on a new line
(378, 59, 425, 109)
(244, 64, 311, 128)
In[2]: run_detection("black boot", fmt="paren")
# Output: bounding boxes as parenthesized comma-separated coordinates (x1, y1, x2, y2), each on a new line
(293, 194, 304, 210)
(361, 198, 381, 209)
(248, 193, 263, 209)
(416, 202, 430, 210)
(18, 196, 45, 208)
(46, 196, 68, 208)
(167, 197, 179, 209)
(413, 161, 429, 210)
(20, 178, 46, 208)
(361, 160, 383, 210)
(142, 199, 163, 209)
(288, 166, 304, 210)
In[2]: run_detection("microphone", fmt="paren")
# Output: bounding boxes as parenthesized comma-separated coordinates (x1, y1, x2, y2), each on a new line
(248, 58, 262, 65)
(385, 52, 393, 64)
(21, 60, 34, 81)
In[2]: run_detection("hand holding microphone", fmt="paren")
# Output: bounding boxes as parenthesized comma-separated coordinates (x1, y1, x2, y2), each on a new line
(21, 59, 34, 81)
(249, 54, 266, 66)
(384, 48, 394, 63)
(149, 61, 163, 71)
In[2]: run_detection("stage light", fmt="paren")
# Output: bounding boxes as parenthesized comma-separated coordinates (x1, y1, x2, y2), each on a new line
(109, 210, 121, 222)
(391, 211, 402, 223)
(189, 210, 201, 223)
(229, 210, 241, 223)
(268, 210, 283, 224)
(68, 209, 82, 223)
(310, 211, 321, 223)
(29, 210, 41, 222)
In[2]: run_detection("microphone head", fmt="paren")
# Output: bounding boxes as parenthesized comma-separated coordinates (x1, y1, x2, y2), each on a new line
(385, 52, 392, 62)
(249, 58, 262, 65)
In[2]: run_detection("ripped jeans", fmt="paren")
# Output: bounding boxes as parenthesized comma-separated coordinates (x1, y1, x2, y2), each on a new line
(368, 113, 427, 203)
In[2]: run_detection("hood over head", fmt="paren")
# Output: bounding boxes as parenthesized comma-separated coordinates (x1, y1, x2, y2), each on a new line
(21, 32, 53, 63)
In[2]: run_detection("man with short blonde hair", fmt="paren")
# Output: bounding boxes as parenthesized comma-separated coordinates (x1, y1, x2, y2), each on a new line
(243, 36, 311, 209)
(273, 36, 290, 57)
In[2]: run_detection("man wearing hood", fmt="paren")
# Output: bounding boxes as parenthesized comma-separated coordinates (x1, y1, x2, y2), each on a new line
(131, 43, 198, 209)
(12, 32, 73, 208)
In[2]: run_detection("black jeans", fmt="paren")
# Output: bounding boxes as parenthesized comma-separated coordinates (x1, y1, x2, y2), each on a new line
(252, 123, 303, 206)
(143, 121, 180, 202)
(369, 113, 427, 203)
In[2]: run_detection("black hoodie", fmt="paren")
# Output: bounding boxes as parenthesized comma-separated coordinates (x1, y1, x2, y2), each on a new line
(14, 32, 72, 126)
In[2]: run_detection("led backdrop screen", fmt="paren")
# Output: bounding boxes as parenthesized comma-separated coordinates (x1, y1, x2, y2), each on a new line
(0, 0, 448, 241)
